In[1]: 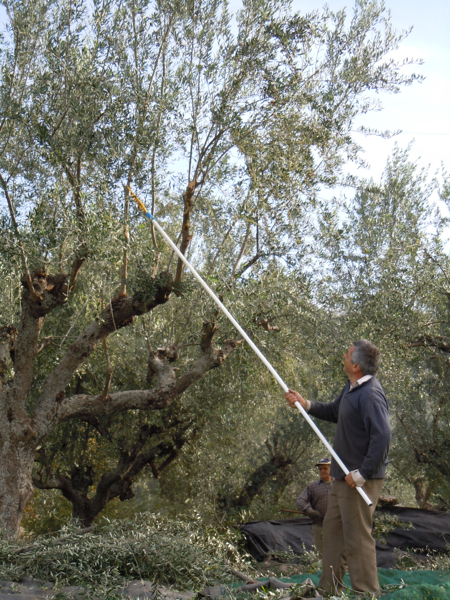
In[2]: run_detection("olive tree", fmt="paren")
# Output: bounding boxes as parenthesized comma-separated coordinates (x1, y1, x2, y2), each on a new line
(312, 146, 450, 505)
(0, 0, 420, 537)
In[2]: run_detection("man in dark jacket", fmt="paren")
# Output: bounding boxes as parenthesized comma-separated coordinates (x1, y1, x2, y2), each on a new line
(296, 458, 334, 556)
(285, 339, 391, 595)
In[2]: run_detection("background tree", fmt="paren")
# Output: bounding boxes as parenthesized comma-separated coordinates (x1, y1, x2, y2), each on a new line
(311, 146, 450, 507)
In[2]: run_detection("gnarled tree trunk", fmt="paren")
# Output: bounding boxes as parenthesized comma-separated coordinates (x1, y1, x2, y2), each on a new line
(0, 419, 38, 538)
(0, 268, 175, 538)
(9, 268, 239, 533)
(33, 413, 202, 527)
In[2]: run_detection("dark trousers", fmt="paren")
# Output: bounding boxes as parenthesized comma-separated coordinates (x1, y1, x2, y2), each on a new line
(311, 523, 323, 556)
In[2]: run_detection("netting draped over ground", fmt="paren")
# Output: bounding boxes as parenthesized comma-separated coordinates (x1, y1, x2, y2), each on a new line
(285, 570, 450, 599)
(240, 507, 450, 567)
(239, 508, 450, 598)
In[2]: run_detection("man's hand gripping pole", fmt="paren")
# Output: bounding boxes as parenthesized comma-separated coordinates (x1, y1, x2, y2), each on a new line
(128, 187, 373, 507)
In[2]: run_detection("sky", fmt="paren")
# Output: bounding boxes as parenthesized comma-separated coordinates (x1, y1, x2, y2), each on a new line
(228, 0, 450, 245)
(290, 0, 450, 182)
(308, 0, 450, 182)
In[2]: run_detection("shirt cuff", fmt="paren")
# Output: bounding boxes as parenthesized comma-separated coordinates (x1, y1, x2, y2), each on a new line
(305, 400, 311, 411)
(351, 469, 366, 487)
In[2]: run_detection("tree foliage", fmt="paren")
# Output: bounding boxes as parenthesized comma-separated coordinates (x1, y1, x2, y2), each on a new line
(0, 0, 427, 536)
(312, 147, 450, 507)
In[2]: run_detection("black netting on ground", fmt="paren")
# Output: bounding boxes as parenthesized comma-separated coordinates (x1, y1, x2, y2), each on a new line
(240, 506, 450, 567)
(240, 518, 312, 562)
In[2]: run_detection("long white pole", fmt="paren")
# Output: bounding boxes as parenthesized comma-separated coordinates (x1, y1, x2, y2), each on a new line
(129, 190, 372, 506)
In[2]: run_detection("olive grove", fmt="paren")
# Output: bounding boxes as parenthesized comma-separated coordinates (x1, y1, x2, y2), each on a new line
(0, 0, 425, 537)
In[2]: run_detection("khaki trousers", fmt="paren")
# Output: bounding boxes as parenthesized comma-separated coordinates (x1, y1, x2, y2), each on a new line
(311, 523, 323, 556)
(318, 478, 384, 595)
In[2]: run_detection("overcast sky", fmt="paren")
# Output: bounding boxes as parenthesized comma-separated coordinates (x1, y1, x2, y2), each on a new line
(293, 0, 450, 181)
(229, 0, 449, 183)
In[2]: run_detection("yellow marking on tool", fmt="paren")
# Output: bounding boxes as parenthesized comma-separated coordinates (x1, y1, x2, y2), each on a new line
(127, 186, 149, 215)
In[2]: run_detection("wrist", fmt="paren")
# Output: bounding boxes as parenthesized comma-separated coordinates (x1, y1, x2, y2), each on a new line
(351, 469, 366, 487)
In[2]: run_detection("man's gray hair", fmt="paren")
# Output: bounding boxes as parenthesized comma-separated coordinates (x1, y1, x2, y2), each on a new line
(351, 339, 381, 375)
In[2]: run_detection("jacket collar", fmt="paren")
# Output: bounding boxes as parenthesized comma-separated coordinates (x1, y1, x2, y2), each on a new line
(317, 477, 335, 484)
(348, 374, 373, 391)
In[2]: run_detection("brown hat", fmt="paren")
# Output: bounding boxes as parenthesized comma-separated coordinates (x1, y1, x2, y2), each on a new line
(315, 457, 331, 466)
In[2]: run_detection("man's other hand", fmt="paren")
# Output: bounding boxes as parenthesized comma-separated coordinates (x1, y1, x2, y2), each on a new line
(307, 509, 321, 519)
(345, 473, 357, 489)
(285, 389, 307, 409)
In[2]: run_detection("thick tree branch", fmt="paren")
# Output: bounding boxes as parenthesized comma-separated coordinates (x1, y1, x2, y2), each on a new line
(34, 420, 197, 526)
(10, 269, 70, 408)
(175, 179, 199, 285)
(409, 335, 450, 353)
(65, 160, 89, 293)
(31, 272, 173, 437)
(201, 320, 219, 349)
(32, 475, 66, 491)
(11, 314, 43, 415)
(56, 336, 240, 423)
(93, 427, 194, 505)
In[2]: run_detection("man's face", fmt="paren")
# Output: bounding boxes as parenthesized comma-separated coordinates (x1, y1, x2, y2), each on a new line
(318, 464, 331, 481)
(343, 345, 355, 377)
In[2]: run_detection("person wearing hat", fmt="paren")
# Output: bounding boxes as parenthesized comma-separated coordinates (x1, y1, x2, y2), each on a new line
(285, 340, 391, 595)
(296, 457, 334, 556)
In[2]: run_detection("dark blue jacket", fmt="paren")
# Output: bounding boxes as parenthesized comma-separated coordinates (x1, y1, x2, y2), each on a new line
(309, 377, 391, 480)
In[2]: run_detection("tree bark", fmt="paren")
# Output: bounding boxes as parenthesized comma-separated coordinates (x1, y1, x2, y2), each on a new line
(31, 271, 173, 439)
(36, 431, 194, 528)
(175, 179, 198, 285)
(0, 249, 238, 537)
(0, 422, 37, 539)
(0, 325, 16, 388)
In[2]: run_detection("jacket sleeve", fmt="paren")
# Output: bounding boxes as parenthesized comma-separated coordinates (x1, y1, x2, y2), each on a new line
(308, 384, 348, 424)
(296, 485, 312, 513)
(358, 390, 391, 480)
